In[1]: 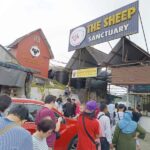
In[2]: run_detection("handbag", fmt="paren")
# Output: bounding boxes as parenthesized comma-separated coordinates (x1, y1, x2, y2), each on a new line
(82, 115, 99, 150)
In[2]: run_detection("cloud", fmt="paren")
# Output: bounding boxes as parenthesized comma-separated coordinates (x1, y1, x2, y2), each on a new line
(0, 0, 149, 62)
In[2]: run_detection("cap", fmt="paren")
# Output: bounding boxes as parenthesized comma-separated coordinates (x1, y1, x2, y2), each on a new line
(86, 100, 97, 111)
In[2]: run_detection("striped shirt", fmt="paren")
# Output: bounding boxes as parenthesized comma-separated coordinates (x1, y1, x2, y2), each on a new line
(32, 135, 49, 150)
(0, 117, 33, 150)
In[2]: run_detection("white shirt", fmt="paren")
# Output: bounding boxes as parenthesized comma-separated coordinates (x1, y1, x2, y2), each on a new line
(32, 135, 49, 150)
(97, 112, 112, 144)
(115, 111, 124, 124)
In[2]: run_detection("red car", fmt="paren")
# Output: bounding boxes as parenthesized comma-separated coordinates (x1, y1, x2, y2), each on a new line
(10, 98, 78, 150)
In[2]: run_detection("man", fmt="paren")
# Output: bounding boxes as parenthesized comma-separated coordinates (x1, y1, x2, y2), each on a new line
(0, 105, 33, 150)
(77, 100, 100, 150)
(63, 98, 74, 117)
(107, 103, 115, 126)
(97, 103, 113, 150)
(35, 95, 62, 150)
(33, 118, 56, 150)
(0, 95, 12, 117)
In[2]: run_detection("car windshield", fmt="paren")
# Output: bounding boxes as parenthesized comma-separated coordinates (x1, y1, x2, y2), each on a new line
(5, 102, 62, 122)
(5, 103, 44, 122)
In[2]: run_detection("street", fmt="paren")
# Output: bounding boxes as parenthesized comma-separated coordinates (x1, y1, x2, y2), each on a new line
(141, 132, 150, 150)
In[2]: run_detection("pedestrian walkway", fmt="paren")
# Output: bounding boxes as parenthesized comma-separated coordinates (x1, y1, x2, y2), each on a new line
(141, 132, 150, 150)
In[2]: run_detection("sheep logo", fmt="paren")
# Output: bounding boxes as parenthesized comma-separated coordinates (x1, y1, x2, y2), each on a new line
(30, 46, 40, 57)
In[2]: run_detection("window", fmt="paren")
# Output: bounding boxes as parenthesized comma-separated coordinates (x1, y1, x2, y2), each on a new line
(5, 103, 43, 122)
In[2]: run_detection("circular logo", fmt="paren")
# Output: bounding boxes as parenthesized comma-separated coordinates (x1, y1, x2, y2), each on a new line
(30, 46, 40, 57)
(70, 27, 86, 47)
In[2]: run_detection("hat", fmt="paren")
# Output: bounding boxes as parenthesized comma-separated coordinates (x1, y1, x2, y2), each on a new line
(86, 100, 97, 111)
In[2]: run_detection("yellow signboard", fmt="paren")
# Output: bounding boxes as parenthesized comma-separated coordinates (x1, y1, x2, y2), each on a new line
(72, 68, 97, 78)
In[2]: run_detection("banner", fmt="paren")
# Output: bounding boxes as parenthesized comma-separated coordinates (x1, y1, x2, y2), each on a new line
(68, 1, 138, 51)
(72, 68, 97, 78)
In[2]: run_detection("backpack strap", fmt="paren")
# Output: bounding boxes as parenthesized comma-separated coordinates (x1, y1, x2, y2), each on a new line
(82, 115, 96, 145)
(0, 123, 18, 136)
(98, 114, 105, 120)
(117, 112, 120, 120)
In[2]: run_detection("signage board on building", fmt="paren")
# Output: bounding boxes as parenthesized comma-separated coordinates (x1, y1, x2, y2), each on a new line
(129, 85, 150, 93)
(72, 68, 97, 78)
(68, 1, 139, 51)
(112, 66, 150, 85)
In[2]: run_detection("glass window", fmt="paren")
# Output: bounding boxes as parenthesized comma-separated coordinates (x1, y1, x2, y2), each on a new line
(5, 103, 43, 122)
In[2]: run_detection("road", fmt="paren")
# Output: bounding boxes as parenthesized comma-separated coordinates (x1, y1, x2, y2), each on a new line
(141, 132, 150, 150)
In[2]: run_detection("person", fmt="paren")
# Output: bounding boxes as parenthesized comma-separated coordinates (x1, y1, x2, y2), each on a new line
(35, 95, 62, 150)
(71, 98, 77, 117)
(114, 104, 125, 124)
(0, 95, 12, 117)
(0, 105, 33, 150)
(132, 107, 142, 123)
(64, 85, 71, 97)
(107, 103, 115, 126)
(55, 97, 63, 113)
(112, 111, 146, 150)
(63, 98, 74, 117)
(77, 100, 101, 150)
(33, 118, 56, 150)
(97, 103, 113, 150)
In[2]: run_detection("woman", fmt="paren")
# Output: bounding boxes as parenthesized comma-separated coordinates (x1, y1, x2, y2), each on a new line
(112, 111, 146, 150)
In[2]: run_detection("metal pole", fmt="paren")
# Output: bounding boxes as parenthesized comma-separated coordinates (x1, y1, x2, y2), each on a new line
(126, 85, 129, 107)
(108, 41, 113, 49)
(139, 11, 149, 53)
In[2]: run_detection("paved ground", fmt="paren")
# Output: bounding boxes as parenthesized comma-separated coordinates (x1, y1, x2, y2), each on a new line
(140, 132, 150, 150)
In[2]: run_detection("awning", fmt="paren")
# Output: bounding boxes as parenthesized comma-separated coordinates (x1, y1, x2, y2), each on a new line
(0, 66, 27, 87)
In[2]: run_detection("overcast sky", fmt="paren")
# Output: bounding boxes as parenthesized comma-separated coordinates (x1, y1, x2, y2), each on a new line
(0, 0, 149, 63)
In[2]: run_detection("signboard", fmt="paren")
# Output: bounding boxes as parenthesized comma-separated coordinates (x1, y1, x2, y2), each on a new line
(72, 68, 97, 78)
(68, 1, 138, 51)
(129, 85, 150, 93)
(112, 66, 150, 85)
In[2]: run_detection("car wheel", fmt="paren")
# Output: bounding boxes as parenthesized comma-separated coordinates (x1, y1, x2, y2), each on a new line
(68, 135, 78, 150)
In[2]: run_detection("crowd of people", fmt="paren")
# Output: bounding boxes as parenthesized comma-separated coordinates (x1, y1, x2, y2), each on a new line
(0, 94, 147, 150)
(76, 101, 146, 150)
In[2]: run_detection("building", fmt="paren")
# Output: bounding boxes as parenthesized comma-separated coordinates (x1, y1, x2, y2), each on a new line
(8, 29, 54, 81)
(66, 46, 108, 102)
(0, 45, 35, 97)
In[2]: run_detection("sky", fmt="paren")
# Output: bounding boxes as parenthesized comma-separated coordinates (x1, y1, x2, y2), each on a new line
(0, 0, 149, 64)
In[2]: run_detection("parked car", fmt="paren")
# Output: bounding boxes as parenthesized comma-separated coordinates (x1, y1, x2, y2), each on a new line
(7, 98, 78, 150)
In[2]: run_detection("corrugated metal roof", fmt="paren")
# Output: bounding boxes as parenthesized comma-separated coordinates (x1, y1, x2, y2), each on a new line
(66, 47, 108, 70)
(7, 28, 54, 59)
(103, 37, 150, 66)
(0, 61, 38, 73)
(0, 44, 19, 64)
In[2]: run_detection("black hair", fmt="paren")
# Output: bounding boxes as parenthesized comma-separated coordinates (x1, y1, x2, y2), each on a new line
(115, 103, 118, 109)
(45, 95, 56, 104)
(37, 119, 56, 133)
(118, 104, 125, 109)
(8, 105, 29, 120)
(100, 103, 107, 112)
(67, 98, 71, 103)
(128, 107, 133, 111)
(57, 98, 62, 103)
(0, 95, 12, 112)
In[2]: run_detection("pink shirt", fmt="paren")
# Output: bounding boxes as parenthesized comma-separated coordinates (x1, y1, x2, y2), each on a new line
(35, 107, 56, 148)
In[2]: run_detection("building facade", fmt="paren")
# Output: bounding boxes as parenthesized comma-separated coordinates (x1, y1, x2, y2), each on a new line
(8, 29, 54, 79)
